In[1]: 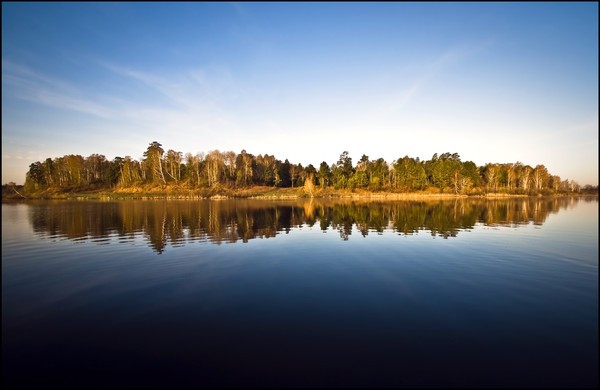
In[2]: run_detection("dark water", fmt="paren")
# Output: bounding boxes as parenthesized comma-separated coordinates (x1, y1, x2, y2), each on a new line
(2, 197, 598, 388)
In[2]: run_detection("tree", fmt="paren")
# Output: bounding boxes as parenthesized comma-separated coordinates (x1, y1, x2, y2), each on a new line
(549, 175, 561, 193)
(337, 151, 353, 179)
(235, 150, 254, 187)
(426, 153, 461, 192)
(569, 179, 580, 192)
(109, 157, 124, 187)
(164, 149, 182, 183)
(85, 154, 108, 185)
(317, 161, 332, 188)
(461, 161, 480, 192)
(273, 160, 282, 187)
(206, 150, 225, 187)
(352, 170, 368, 189)
(305, 164, 317, 180)
(256, 154, 276, 186)
(6, 181, 25, 198)
(368, 158, 388, 190)
(289, 163, 301, 188)
(223, 151, 237, 185)
(118, 156, 142, 187)
(393, 156, 426, 191)
(185, 152, 204, 186)
(303, 170, 316, 197)
(278, 159, 291, 187)
(483, 163, 499, 193)
(446, 159, 463, 194)
(515, 163, 532, 192)
(143, 141, 166, 184)
(25, 162, 46, 192)
(505, 163, 516, 192)
(43, 158, 55, 187)
(331, 151, 353, 189)
(532, 164, 549, 192)
(357, 154, 369, 172)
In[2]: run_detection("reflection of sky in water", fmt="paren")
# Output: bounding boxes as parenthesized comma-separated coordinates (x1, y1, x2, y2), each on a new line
(2, 199, 598, 388)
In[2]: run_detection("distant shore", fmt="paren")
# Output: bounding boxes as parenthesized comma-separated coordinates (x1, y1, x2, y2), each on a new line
(3, 185, 595, 201)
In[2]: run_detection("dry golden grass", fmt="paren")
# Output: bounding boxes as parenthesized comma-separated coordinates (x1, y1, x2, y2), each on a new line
(19, 184, 561, 200)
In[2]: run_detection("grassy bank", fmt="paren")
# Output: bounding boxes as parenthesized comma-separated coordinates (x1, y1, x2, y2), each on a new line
(3, 184, 580, 201)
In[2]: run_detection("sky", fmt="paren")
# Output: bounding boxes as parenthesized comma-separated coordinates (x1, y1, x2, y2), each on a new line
(2, 2, 598, 185)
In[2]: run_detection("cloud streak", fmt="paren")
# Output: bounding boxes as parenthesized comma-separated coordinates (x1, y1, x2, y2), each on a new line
(3, 59, 243, 139)
(2, 60, 112, 118)
(100, 61, 239, 111)
(375, 41, 495, 118)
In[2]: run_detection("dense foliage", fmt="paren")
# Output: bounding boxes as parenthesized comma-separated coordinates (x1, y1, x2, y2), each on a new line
(23, 141, 593, 195)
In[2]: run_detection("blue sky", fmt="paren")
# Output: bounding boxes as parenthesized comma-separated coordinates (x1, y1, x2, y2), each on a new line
(2, 2, 598, 185)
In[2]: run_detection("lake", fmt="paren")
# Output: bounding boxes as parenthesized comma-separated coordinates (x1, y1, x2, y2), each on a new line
(2, 197, 598, 388)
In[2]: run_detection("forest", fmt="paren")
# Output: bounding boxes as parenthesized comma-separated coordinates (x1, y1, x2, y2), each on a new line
(21, 141, 595, 196)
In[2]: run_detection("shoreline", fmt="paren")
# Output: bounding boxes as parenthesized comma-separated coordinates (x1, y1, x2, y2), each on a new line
(2, 186, 595, 201)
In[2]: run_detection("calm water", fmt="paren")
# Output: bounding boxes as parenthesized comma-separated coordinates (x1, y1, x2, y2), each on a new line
(2, 197, 598, 388)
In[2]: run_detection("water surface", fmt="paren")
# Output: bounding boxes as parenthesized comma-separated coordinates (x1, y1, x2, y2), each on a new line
(2, 197, 598, 388)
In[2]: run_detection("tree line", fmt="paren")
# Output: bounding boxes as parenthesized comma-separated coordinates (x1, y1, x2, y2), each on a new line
(24, 141, 594, 195)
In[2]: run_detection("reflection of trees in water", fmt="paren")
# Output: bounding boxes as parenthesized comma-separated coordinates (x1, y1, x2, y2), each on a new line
(29, 197, 583, 252)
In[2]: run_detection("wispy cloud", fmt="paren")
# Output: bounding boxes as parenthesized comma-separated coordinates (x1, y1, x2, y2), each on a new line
(3, 59, 243, 139)
(2, 60, 113, 118)
(100, 61, 239, 110)
(94, 61, 244, 143)
(2, 60, 77, 94)
(375, 40, 494, 117)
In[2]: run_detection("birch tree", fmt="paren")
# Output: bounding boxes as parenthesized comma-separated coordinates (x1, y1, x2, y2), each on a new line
(143, 141, 166, 184)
